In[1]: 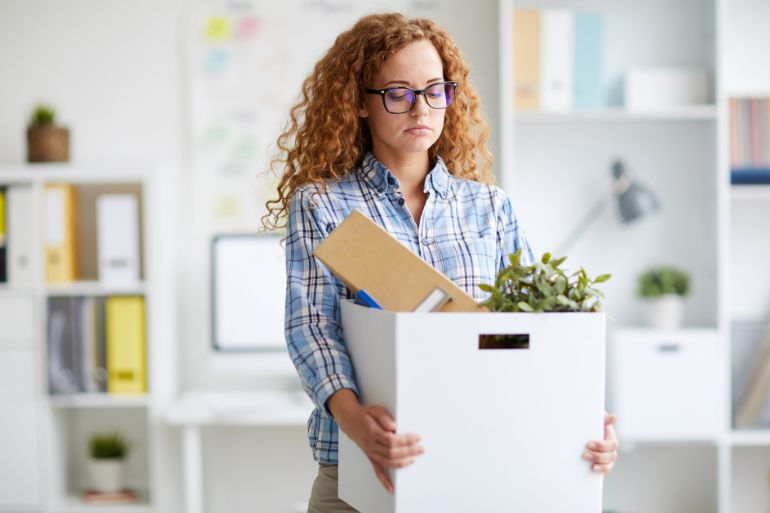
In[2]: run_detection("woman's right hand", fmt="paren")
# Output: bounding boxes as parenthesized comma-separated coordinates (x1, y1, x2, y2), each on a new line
(328, 390, 425, 493)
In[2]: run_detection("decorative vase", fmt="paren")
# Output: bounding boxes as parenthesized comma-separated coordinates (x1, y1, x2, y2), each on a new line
(87, 458, 126, 493)
(644, 293, 685, 330)
(26, 125, 70, 162)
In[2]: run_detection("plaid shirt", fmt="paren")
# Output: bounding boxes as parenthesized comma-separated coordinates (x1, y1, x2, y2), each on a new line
(284, 151, 534, 464)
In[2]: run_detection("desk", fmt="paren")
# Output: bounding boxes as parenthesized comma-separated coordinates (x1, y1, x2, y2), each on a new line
(165, 389, 314, 513)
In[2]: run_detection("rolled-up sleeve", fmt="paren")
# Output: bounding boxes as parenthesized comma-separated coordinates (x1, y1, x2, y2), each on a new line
(284, 187, 359, 417)
(497, 191, 536, 271)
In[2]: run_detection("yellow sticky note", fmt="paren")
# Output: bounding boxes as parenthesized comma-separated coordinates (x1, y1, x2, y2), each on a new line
(205, 16, 231, 42)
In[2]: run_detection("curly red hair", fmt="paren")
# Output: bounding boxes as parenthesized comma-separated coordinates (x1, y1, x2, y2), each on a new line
(260, 12, 495, 232)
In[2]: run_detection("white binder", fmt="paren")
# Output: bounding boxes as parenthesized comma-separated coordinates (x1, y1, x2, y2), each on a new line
(7, 186, 36, 286)
(540, 8, 575, 112)
(96, 194, 140, 284)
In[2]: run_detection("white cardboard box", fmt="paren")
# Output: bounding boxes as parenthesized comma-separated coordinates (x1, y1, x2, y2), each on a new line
(338, 301, 606, 513)
(608, 328, 725, 441)
(624, 67, 709, 111)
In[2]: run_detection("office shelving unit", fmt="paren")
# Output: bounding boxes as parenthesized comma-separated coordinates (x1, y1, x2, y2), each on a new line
(498, 0, 770, 512)
(0, 165, 176, 513)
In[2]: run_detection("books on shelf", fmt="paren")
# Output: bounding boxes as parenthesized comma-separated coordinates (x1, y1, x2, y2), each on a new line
(47, 295, 145, 396)
(730, 98, 770, 184)
(513, 8, 604, 113)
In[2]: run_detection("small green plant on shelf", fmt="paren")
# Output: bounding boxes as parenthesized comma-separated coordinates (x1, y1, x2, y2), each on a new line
(28, 104, 57, 127)
(478, 249, 611, 313)
(636, 265, 690, 298)
(89, 432, 130, 460)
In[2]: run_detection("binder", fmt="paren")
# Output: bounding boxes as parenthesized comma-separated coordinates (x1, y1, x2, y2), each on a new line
(47, 297, 82, 394)
(96, 194, 140, 284)
(540, 8, 575, 112)
(44, 184, 78, 282)
(7, 185, 36, 286)
(80, 297, 107, 393)
(0, 188, 6, 283)
(574, 12, 603, 110)
(513, 9, 541, 111)
(106, 296, 147, 394)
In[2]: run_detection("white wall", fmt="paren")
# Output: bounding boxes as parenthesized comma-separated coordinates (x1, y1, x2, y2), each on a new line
(0, 0, 186, 164)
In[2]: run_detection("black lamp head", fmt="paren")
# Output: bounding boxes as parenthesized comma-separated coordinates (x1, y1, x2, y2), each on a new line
(611, 160, 660, 223)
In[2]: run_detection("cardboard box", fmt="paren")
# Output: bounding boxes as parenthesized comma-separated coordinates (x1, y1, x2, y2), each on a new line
(338, 300, 606, 513)
(313, 210, 485, 313)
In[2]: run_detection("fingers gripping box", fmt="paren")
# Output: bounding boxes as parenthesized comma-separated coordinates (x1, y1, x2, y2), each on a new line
(338, 301, 606, 513)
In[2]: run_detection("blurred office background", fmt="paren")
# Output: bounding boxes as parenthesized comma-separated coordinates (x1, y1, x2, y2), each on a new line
(1, 0, 770, 512)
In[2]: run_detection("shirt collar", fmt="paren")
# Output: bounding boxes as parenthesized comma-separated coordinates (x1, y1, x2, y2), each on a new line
(360, 151, 452, 199)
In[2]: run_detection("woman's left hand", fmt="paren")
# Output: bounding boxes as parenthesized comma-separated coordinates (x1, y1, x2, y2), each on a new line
(583, 411, 619, 475)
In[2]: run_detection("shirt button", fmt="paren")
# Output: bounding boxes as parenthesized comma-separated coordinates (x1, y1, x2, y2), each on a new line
(421, 238, 433, 246)
(397, 198, 405, 206)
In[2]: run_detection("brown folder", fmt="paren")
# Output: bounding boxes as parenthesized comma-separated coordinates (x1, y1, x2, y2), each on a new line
(312, 209, 486, 313)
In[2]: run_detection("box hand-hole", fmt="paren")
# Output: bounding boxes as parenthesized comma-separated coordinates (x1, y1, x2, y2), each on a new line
(478, 334, 530, 350)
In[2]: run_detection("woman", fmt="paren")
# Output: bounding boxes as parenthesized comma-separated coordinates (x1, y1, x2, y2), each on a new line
(261, 13, 619, 512)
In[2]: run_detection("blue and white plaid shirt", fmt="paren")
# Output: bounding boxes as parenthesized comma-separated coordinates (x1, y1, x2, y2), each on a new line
(284, 151, 534, 464)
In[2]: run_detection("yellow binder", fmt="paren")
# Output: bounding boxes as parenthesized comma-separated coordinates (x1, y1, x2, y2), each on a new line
(106, 296, 147, 394)
(44, 184, 78, 282)
(513, 9, 541, 111)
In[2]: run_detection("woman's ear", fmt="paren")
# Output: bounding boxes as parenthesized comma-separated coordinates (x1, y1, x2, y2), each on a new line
(358, 105, 369, 118)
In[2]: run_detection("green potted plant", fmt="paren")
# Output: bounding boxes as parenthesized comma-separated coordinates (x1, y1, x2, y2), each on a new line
(636, 265, 690, 330)
(87, 432, 130, 493)
(26, 103, 70, 162)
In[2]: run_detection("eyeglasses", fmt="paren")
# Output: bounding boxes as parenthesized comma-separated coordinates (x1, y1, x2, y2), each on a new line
(364, 81, 458, 114)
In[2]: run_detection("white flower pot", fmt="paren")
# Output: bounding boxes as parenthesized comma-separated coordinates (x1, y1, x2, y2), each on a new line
(88, 458, 126, 493)
(644, 294, 685, 330)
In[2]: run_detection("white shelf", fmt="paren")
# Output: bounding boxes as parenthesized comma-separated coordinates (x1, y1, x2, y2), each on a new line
(0, 163, 152, 184)
(45, 281, 146, 297)
(0, 284, 37, 297)
(49, 394, 150, 409)
(730, 184, 770, 200)
(513, 106, 718, 122)
(729, 430, 770, 446)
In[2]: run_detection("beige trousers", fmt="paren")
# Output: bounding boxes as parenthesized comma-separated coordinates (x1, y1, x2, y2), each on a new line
(307, 464, 360, 513)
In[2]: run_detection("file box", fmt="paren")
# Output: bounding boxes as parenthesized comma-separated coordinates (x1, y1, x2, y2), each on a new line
(338, 300, 606, 513)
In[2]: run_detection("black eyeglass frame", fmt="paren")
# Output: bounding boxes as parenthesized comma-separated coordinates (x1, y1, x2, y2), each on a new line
(364, 80, 459, 114)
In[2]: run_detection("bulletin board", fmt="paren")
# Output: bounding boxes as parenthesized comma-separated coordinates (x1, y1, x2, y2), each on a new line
(186, 0, 444, 227)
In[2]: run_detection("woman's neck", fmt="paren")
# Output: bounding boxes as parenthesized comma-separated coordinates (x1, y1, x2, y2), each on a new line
(372, 149, 430, 196)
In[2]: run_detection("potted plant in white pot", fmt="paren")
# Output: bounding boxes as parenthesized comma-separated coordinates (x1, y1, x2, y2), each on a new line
(87, 432, 130, 494)
(636, 265, 690, 330)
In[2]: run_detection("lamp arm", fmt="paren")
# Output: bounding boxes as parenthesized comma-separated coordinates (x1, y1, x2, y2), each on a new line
(554, 191, 612, 256)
